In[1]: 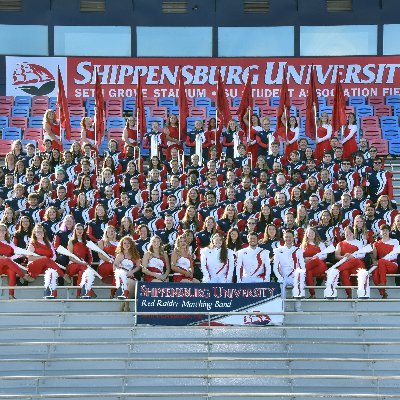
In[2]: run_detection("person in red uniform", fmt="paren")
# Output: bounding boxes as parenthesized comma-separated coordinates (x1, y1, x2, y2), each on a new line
(97, 225, 119, 298)
(66, 223, 93, 298)
(243, 112, 262, 167)
(0, 223, 34, 299)
(142, 235, 170, 282)
(341, 112, 358, 160)
(335, 226, 366, 298)
(371, 224, 400, 299)
(300, 227, 328, 298)
(42, 109, 63, 151)
(284, 116, 300, 160)
(164, 114, 182, 158)
(113, 235, 141, 311)
(80, 117, 95, 146)
(27, 223, 68, 280)
(171, 234, 199, 283)
(122, 116, 139, 147)
(314, 113, 333, 161)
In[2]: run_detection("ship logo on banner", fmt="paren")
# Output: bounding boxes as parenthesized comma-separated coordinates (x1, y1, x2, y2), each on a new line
(136, 282, 284, 326)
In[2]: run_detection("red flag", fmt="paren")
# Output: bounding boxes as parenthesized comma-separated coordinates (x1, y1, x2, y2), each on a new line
(332, 70, 347, 135)
(305, 64, 319, 140)
(236, 72, 253, 133)
(94, 69, 105, 144)
(56, 66, 71, 141)
(276, 64, 290, 131)
(216, 68, 231, 129)
(177, 66, 189, 138)
(135, 73, 146, 141)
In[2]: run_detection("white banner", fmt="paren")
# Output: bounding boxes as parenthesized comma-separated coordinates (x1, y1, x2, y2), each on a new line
(6, 56, 67, 98)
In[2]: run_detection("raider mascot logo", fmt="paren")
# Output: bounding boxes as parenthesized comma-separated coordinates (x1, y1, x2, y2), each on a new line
(12, 62, 55, 95)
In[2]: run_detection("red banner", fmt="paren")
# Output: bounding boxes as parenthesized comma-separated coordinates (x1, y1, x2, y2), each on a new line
(66, 56, 400, 100)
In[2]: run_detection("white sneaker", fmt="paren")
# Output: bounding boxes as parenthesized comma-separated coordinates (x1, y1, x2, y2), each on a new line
(294, 300, 303, 313)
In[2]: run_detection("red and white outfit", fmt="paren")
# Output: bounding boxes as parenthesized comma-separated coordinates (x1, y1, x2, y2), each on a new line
(336, 239, 365, 297)
(27, 241, 65, 278)
(97, 241, 118, 284)
(372, 239, 399, 296)
(284, 127, 300, 159)
(247, 126, 262, 165)
(314, 124, 332, 161)
(0, 240, 27, 296)
(303, 242, 328, 296)
(43, 122, 63, 151)
(200, 248, 235, 283)
(165, 125, 181, 158)
(173, 256, 193, 282)
(144, 255, 167, 282)
(273, 245, 305, 285)
(342, 124, 358, 159)
(125, 127, 139, 146)
(66, 241, 93, 297)
(236, 247, 270, 283)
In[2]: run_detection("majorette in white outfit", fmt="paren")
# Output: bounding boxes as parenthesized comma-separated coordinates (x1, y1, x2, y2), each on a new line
(200, 247, 235, 283)
(236, 246, 271, 283)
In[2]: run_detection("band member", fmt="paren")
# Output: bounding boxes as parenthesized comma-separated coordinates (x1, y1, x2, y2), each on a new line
(171, 234, 199, 283)
(0, 223, 34, 299)
(113, 235, 141, 311)
(335, 226, 366, 299)
(66, 223, 93, 298)
(300, 227, 328, 298)
(371, 224, 399, 299)
(142, 236, 170, 282)
(273, 229, 305, 311)
(236, 232, 270, 283)
(27, 223, 68, 281)
(200, 233, 235, 283)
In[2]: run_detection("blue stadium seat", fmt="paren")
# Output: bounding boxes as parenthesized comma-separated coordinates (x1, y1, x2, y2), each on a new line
(144, 106, 151, 117)
(87, 108, 95, 118)
(186, 117, 197, 131)
(269, 116, 277, 125)
(21, 139, 37, 148)
(106, 117, 125, 130)
(252, 106, 260, 116)
(232, 97, 241, 107)
(0, 116, 8, 130)
(28, 116, 43, 128)
(70, 116, 82, 128)
(49, 97, 57, 110)
(290, 106, 297, 116)
(300, 117, 306, 128)
(319, 106, 332, 116)
(98, 140, 109, 156)
(348, 96, 366, 106)
(123, 97, 136, 112)
(382, 127, 400, 141)
(158, 97, 176, 107)
(86, 97, 95, 110)
(2, 127, 22, 140)
(386, 95, 400, 108)
(14, 96, 32, 107)
(194, 97, 212, 107)
(393, 106, 400, 118)
(270, 97, 280, 107)
(11, 106, 29, 118)
(389, 141, 400, 156)
(318, 97, 327, 107)
(207, 106, 217, 117)
(168, 106, 180, 116)
(146, 117, 164, 130)
(355, 105, 374, 119)
(381, 116, 399, 128)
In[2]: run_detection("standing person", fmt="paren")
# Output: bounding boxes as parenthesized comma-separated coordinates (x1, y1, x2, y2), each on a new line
(371, 224, 399, 299)
(122, 116, 139, 147)
(42, 109, 63, 151)
(300, 227, 328, 299)
(80, 117, 95, 146)
(66, 223, 94, 298)
(222, 120, 244, 159)
(200, 233, 235, 283)
(164, 114, 182, 158)
(27, 223, 68, 282)
(113, 235, 142, 311)
(335, 226, 366, 299)
(341, 112, 358, 160)
(273, 229, 305, 312)
(142, 236, 170, 282)
(314, 113, 332, 161)
(171, 234, 199, 283)
(284, 116, 300, 160)
(0, 223, 34, 299)
(236, 232, 270, 283)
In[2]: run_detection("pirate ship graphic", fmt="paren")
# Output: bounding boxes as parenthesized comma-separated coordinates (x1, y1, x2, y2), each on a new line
(13, 62, 55, 95)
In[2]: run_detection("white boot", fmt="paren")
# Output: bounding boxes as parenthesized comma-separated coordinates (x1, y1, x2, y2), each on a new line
(294, 300, 303, 312)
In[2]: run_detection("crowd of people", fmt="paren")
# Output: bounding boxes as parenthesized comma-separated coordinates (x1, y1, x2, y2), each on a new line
(0, 106, 398, 311)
